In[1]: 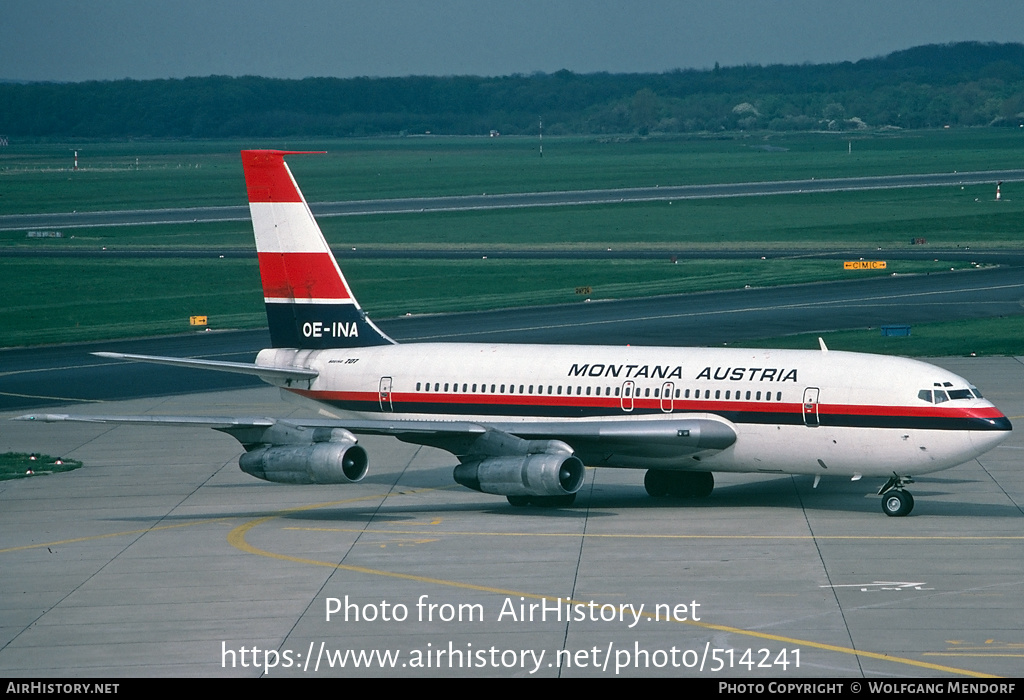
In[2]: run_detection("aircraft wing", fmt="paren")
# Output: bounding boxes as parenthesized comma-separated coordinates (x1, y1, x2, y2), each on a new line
(14, 413, 278, 428)
(15, 412, 734, 459)
(14, 412, 735, 496)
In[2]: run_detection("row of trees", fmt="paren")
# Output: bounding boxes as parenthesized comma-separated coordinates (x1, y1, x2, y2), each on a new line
(3, 42, 1024, 138)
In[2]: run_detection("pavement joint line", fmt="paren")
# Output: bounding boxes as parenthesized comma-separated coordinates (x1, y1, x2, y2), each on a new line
(0, 518, 232, 554)
(228, 495, 1000, 679)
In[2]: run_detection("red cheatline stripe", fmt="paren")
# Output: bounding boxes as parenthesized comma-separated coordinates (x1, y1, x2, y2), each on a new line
(821, 404, 1006, 419)
(291, 388, 1008, 421)
(241, 150, 322, 203)
(257, 252, 351, 300)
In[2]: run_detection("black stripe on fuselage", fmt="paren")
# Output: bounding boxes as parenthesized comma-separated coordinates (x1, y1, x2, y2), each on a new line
(311, 395, 1011, 432)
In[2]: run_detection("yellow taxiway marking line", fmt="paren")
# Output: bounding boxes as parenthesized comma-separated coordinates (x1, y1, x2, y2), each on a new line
(228, 495, 999, 679)
(0, 518, 230, 554)
(924, 653, 1024, 658)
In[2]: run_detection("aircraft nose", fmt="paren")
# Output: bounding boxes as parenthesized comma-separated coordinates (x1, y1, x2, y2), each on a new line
(968, 410, 1012, 454)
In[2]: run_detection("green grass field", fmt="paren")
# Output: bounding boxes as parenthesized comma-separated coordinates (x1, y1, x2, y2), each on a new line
(4, 129, 1024, 215)
(2, 130, 1023, 350)
(737, 315, 1024, 357)
(0, 452, 81, 480)
(0, 256, 981, 346)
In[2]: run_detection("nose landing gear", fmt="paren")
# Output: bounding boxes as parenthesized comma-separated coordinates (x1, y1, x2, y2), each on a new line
(878, 473, 915, 517)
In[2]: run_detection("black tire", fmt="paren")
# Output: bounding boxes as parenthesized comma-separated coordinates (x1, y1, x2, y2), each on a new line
(644, 470, 670, 497)
(882, 490, 914, 517)
(507, 495, 531, 507)
(665, 471, 715, 498)
(690, 471, 714, 498)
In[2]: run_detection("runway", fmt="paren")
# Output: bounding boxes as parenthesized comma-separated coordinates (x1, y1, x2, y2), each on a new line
(3, 168, 1023, 231)
(2, 354, 1022, 678)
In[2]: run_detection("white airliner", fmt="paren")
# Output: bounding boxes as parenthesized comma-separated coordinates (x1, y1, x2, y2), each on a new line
(19, 150, 1012, 516)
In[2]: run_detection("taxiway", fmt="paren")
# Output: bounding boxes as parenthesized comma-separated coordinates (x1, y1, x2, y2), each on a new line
(1, 354, 1022, 677)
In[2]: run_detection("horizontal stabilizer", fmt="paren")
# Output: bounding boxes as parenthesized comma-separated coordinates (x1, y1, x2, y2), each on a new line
(92, 351, 318, 381)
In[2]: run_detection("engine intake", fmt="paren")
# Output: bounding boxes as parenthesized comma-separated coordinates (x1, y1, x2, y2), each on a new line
(239, 442, 368, 484)
(453, 453, 585, 497)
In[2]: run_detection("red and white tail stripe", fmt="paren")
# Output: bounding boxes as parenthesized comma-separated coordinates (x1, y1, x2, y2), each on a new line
(242, 150, 354, 304)
(241, 150, 393, 349)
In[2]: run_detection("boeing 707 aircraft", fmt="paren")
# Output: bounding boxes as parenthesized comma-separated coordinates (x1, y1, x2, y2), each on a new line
(19, 150, 1012, 516)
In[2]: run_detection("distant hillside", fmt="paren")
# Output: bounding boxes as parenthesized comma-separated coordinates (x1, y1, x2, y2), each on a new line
(2, 42, 1024, 138)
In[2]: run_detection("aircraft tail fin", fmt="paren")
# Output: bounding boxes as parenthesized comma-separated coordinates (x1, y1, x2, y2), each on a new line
(241, 150, 394, 349)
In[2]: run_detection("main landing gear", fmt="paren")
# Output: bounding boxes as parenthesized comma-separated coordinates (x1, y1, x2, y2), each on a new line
(644, 470, 714, 499)
(878, 473, 915, 517)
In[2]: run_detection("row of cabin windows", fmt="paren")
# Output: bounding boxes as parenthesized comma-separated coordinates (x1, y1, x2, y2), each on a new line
(413, 381, 784, 402)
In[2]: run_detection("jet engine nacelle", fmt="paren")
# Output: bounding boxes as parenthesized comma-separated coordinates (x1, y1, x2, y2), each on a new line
(453, 453, 585, 497)
(239, 442, 368, 485)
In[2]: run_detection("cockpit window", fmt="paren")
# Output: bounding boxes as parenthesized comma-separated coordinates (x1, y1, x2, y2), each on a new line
(918, 390, 932, 403)
(933, 390, 949, 403)
(971, 386, 983, 399)
(947, 389, 974, 400)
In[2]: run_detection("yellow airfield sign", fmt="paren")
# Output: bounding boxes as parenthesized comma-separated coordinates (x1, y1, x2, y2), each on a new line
(843, 261, 887, 270)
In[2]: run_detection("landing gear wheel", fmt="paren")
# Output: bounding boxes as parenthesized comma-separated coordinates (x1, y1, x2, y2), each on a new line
(685, 471, 714, 498)
(644, 470, 671, 497)
(645, 471, 714, 498)
(507, 495, 531, 507)
(882, 490, 914, 517)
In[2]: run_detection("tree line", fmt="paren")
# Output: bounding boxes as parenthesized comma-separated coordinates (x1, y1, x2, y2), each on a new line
(3, 42, 1024, 139)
